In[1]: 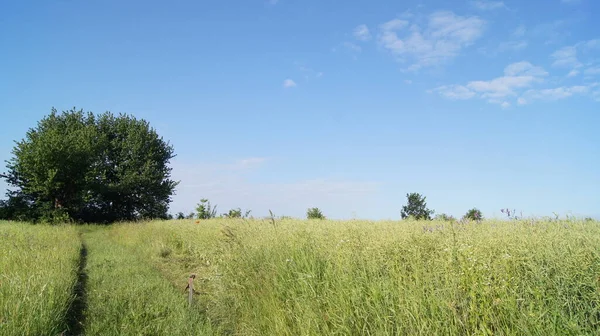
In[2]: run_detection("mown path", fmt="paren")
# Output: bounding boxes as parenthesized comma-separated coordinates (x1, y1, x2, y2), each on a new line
(62, 228, 212, 336)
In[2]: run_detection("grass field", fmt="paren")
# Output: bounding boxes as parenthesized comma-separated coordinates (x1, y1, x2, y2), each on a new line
(108, 218, 600, 335)
(0, 221, 80, 335)
(1, 218, 600, 335)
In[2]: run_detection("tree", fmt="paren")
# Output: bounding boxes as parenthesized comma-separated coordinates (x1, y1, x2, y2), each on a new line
(463, 208, 483, 221)
(400, 192, 434, 220)
(0, 107, 177, 223)
(196, 199, 218, 219)
(307, 207, 325, 220)
(223, 208, 251, 219)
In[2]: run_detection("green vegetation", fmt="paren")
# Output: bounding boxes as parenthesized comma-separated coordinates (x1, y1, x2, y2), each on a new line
(196, 199, 218, 219)
(0, 221, 80, 335)
(401, 192, 434, 220)
(82, 227, 214, 335)
(103, 218, 600, 335)
(2, 217, 599, 335)
(306, 207, 326, 219)
(0, 108, 177, 223)
(463, 208, 484, 221)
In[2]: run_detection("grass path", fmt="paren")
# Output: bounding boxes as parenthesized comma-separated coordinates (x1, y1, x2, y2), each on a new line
(81, 227, 213, 335)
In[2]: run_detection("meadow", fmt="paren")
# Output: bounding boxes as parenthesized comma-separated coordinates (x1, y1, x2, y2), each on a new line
(0, 221, 80, 335)
(1, 218, 600, 335)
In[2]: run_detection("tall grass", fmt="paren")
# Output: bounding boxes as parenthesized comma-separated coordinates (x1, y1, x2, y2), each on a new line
(0, 221, 80, 335)
(108, 218, 600, 335)
(82, 227, 214, 335)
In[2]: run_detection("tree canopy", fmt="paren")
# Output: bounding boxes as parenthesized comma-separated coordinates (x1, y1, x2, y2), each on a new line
(400, 192, 434, 220)
(0, 108, 178, 223)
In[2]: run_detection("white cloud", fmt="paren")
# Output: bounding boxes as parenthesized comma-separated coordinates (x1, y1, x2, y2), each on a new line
(283, 79, 297, 88)
(503, 61, 548, 77)
(404, 79, 413, 84)
(551, 46, 581, 68)
(551, 39, 600, 77)
(498, 40, 528, 52)
(521, 86, 590, 102)
(500, 101, 510, 108)
(470, 0, 507, 10)
(380, 19, 409, 31)
(517, 97, 527, 105)
(169, 160, 380, 219)
(377, 11, 486, 71)
(433, 85, 476, 100)
(434, 61, 548, 105)
(353, 24, 372, 41)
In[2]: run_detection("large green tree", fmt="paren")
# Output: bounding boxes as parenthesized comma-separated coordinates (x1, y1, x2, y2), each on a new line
(0, 107, 178, 223)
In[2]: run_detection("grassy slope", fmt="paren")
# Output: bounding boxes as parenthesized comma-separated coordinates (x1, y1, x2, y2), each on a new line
(82, 227, 214, 335)
(0, 221, 80, 336)
(108, 218, 600, 336)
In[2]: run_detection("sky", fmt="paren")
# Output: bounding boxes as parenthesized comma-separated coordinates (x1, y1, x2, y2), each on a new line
(1, 0, 599, 220)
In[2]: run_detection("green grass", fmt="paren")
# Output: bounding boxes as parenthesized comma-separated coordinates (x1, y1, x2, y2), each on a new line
(82, 227, 214, 335)
(0, 221, 80, 336)
(3, 218, 600, 335)
(108, 218, 600, 335)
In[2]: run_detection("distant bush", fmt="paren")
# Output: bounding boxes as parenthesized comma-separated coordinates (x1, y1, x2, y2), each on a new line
(196, 199, 218, 219)
(223, 208, 252, 219)
(463, 208, 483, 221)
(434, 213, 455, 221)
(176, 212, 185, 220)
(307, 207, 326, 220)
(401, 193, 434, 220)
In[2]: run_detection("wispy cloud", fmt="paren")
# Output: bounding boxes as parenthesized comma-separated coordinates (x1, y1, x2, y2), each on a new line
(551, 46, 581, 68)
(470, 0, 507, 10)
(283, 79, 297, 88)
(498, 40, 528, 52)
(433, 61, 548, 106)
(353, 24, 372, 41)
(584, 66, 600, 76)
(169, 159, 380, 218)
(377, 11, 486, 71)
(551, 39, 600, 76)
(433, 85, 476, 100)
(520, 85, 591, 104)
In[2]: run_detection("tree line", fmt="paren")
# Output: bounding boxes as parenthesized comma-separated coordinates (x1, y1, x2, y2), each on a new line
(0, 108, 484, 224)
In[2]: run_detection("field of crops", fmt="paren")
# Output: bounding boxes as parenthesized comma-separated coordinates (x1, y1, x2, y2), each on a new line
(1, 218, 600, 335)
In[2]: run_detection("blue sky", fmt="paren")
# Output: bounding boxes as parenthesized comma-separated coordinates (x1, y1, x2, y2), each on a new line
(1, 0, 599, 220)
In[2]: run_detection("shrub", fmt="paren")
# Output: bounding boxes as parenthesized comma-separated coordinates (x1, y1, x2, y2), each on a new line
(196, 199, 217, 219)
(463, 208, 483, 221)
(307, 207, 326, 220)
(434, 213, 455, 221)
